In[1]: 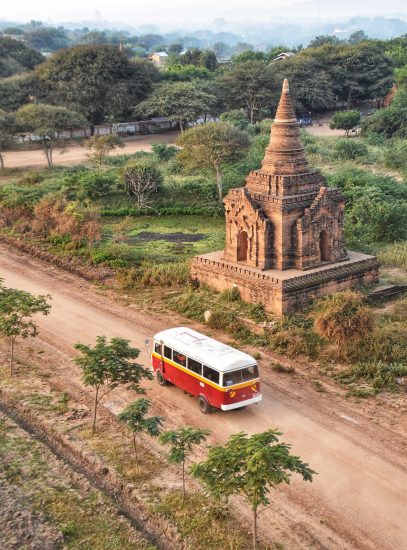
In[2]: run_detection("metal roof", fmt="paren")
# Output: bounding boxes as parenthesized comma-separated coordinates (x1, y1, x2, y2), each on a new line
(153, 327, 256, 372)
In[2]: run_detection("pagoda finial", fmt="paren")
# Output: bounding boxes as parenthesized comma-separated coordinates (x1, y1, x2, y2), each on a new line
(257, 77, 309, 176)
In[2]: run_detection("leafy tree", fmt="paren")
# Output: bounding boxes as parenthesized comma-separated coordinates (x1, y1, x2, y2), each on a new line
(330, 110, 361, 136)
(86, 134, 124, 167)
(76, 171, 117, 199)
(118, 398, 163, 470)
(313, 290, 373, 356)
(15, 104, 87, 167)
(168, 43, 183, 55)
(0, 36, 43, 77)
(162, 64, 212, 81)
(232, 50, 267, 63)
(309, 35, 341, 48)
(178, 48, 217, 71)
(191, 430, 315, 549)
(36, 46, 159, 129)
(177, 122, 250, 202)
(121, 159, 163, 208)
(362, 91, 407, 138)
(24, 27, 70, 51)
(134, 81, 215, 131)
(219, 109, 249, 129)
(0, 282, 51, 375)
(333, 139, 368, 161)
(160, 427, 210, 500)
(0, 73, 39, 112)
(348, 30, 368, 45)
(0, 110, 16, 169)
(217, 61, 275, 123)
(74, 336, 152, 432)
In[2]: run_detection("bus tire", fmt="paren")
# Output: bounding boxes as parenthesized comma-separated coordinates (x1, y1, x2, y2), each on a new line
(156, 370, 167, 386)
(198, 395, 211, 414)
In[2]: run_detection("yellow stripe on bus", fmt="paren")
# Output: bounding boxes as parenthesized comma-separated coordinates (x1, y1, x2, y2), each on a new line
(151, 352, 259, 392)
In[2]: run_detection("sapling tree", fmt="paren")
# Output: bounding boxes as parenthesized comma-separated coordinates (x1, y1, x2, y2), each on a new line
(121, 159, 163, 208)
(118, 398, 163, 470)
(177, 122, 250, 202)
(0, 281, 51, 375)
(74, 336, 153, 432)
(86, 133, 124, 166)
(190, 430, 315, 550)
(159, 426, 211, 500)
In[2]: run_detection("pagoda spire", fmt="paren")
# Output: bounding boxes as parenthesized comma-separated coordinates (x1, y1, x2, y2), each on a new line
(261, 79, 309, 175)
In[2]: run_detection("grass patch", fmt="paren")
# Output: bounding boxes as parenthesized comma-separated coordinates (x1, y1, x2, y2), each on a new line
(335, 362, 407, 392)
(378, 242, 407, 270)
(154, 491, 252, 550)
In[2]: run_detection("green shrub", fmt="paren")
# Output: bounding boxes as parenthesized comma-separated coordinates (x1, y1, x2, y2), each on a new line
(18, 171, 46, 185)
(378, 242, 407, 269)
(336, 362, 407, 392)
(151, 142, 178, 161)
(383, 139, 407, 170)
(117, 262, 190, 289)
(345, 387, 378, 398)
(77, 171, 117, 199)
(333, 139, 368, 161)
(268, 327, 323, 359)
(220, 286, 241, 302)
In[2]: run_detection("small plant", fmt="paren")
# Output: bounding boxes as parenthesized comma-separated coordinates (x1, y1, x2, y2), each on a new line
(345, 387, 377, 398)
(55, 391, 70, 414)
(313, 380, 325, 393)
(118, 398, 163, 471)
(0, 281, 51, 375)
(271, 363, 295, 374)
(159, 427, 210, 501)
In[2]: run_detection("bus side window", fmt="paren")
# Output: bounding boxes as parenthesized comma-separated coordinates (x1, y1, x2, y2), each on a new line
(154, 341, 162, 354)
(164, 346, 172, 360)
(173, 350, 187, 368)
(203, 365, 220, 385)
(188, 358, 202, 375)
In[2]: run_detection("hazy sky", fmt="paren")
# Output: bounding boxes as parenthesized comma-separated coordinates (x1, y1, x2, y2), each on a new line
(3, 0, 407, 26)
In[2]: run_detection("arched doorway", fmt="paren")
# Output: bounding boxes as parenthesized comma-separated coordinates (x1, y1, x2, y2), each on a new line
(237, 231, 248, 262)
(319, 230, 330, 262)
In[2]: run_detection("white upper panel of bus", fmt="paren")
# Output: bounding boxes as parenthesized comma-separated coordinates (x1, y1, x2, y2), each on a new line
(153, 327, 256, 372)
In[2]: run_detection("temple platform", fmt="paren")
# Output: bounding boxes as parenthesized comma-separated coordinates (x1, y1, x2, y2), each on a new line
(191, 250, 380, 315)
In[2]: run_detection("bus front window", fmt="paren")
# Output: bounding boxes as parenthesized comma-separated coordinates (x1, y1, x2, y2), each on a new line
(223, 365, 259, 386)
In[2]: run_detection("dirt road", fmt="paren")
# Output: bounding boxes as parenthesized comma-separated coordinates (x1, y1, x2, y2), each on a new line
(2, 132, 179, 169)
(1, 245, 407, 549)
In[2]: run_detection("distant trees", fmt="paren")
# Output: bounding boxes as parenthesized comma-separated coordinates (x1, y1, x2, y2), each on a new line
(177, 122, 250, 202)
(217, 61, 275, 123)
(191, 430, 315, 549)
(362, 91, 407, 138)
(330, 111, 361, 136)
(135, 81, 215, 131)
(15, 104, 87, 167)
(75, 336, 152, 432)
(0, 36, 43, 77)
(0, 282, 51, 376)
(0, 73, 39, 112)
(36, 46, 159, 129)
(122, 159, 163, 208)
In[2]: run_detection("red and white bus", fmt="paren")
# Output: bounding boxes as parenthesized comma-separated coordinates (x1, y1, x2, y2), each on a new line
(148, 327, 262, 414)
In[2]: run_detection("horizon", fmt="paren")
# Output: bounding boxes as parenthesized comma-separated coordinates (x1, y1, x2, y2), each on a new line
(3, 0, 407, 28)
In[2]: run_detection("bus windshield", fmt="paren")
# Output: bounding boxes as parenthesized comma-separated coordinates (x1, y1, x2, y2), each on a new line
(223, 365, 259, 387)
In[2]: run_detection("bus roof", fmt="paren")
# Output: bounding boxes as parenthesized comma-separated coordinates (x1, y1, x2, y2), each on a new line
(153, 327, 256, 372)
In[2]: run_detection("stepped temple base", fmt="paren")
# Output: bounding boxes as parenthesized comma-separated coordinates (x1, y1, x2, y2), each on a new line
(191, 251, 379, 315)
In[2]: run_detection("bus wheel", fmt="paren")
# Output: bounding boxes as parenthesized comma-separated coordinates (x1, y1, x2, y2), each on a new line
(198, 395, 211, 414)
(156, 370, 167, 386)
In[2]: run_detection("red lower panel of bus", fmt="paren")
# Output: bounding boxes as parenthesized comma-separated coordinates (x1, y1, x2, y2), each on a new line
(152, 355, 260, 410)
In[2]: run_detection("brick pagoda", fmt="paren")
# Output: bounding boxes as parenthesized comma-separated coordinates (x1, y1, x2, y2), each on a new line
(191, 79, 379, 315)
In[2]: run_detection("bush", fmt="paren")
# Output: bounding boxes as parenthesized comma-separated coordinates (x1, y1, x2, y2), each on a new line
(378, 242, 407, 269)
(330, 110, 361, 135)
(268, 328, 322, 359)
(121, 159, 163, 208)
(333, 139, 368, 161)
(77, 171, 117, 199)
(151, 142, 179, 162)
(336, 362, 407, 392)
(116, 261, 190, 288)
(383, 140, 407, 171)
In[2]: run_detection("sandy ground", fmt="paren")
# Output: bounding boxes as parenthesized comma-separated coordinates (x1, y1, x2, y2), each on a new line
(1, 132, 179, 169)
(1, 245, 407, 549)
